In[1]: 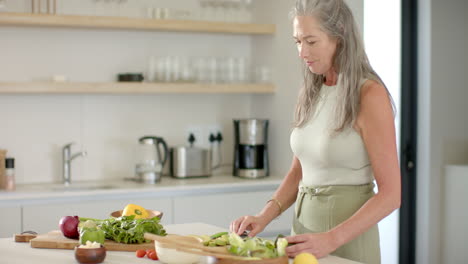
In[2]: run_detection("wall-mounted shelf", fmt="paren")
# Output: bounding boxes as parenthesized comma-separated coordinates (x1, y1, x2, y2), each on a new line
(0, 12, 276, 35)
(0, 82, 275, 94)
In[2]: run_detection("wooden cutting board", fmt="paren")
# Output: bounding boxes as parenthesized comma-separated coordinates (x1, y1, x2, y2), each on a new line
(29, 230, 154, 251)
(216, 256, 289, 264)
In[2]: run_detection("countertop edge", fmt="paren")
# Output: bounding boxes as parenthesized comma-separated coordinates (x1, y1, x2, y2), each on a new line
(0, 174, 284, 206)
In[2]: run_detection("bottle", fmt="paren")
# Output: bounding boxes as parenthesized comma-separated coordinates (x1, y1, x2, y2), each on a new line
(0, 149, 6, 190)
(5, 158, 15, 191)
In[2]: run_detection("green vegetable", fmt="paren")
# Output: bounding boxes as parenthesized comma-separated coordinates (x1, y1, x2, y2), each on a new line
(79, 227, 105, 245)
(210, 231, 228, 239)
(202, 231, 287, 259)
(78, 215, 166, 244)
(228, 232, 245, 247)
(226, 232, 284, 259)
(215, 238, 227, 246)
(276, 237, 288, 257)
(78, 220, 105, 245)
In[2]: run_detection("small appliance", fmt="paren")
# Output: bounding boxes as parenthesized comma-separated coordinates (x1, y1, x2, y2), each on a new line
(135, 136, 169, 183)
(169, 146, 212, 178)
(233, 119, 269, 178)
(162, 133, 221, 178)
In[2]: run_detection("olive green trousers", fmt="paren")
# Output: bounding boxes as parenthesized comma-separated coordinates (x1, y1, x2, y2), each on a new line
(291, 183, 381, 264)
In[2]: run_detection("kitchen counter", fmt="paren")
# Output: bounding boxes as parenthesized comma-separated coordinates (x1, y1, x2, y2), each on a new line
(0, 174, 295, 238)
(0, 223, 361, 264)
(0, 174, 284, 206)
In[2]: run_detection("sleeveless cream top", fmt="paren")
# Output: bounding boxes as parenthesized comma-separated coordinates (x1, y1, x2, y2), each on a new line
(290, 80, 374, 186)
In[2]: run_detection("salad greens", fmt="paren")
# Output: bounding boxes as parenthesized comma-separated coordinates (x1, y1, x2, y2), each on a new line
(226, 232, 288, 259)
(198, 231, 288, 259)
(79, 215, 166, 244)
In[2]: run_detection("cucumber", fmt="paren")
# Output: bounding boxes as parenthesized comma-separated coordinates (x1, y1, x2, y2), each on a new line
(210, 231, 228, 239)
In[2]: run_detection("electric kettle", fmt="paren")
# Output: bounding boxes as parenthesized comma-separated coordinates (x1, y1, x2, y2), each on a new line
(135, 136, 169, 183)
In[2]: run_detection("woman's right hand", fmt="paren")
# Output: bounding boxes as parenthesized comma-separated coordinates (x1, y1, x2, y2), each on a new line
(229, 215, 269, 237)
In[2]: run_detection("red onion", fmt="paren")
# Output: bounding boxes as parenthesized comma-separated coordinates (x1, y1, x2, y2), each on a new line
(59, 215, 80, 239)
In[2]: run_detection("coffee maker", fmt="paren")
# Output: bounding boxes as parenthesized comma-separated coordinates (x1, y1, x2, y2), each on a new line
(233, 119, 269, 178)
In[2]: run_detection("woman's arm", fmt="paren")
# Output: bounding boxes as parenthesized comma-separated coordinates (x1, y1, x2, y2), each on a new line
(258, 156, 303, 223)
(230, 156, 302, 236)
(286, 80, 401, 257)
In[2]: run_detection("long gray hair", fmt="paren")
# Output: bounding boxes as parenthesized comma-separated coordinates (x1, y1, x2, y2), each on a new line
(291, 0, 393, 130)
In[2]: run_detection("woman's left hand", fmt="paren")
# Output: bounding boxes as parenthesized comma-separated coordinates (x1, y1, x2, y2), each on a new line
(285, 232, 339, 259)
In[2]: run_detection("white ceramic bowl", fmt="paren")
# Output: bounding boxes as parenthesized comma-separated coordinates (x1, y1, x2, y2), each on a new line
(155, 241, 201, 264)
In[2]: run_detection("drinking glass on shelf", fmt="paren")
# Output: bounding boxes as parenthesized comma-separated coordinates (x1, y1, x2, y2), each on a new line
(240, 0, 253, 23)
(153, 7, 169, 19)
(210, 0, 224, 22)
(224, 0, 242, 23)
(218, 57, 226, 83)
(224, 57, 237, 83)
(146, 7, 154, 19)
(207, 57, 219, 84)
(0, 0, 6, 13)
(198, 0, 212, 21)
(147, 56, 156, 82)
(169, 56, 180, 82)
(235, 57, 250, 83)
(194, 57, 209, 83)
(154, 56, 170, 82)
(219, 0, 231, 22)
(92, 0, 106, 16)
(115, 0, 127, 17)
(107, 0, 118, 17)
(180, 57, 195, 82)
(254, 66, 272, 83)
(229, 0, 242, 22)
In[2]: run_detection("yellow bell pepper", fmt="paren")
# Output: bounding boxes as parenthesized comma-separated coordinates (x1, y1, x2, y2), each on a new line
(122, 204, 149, 219)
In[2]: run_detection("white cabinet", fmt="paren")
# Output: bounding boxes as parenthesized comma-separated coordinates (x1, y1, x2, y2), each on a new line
(442, 165, 468, 264)
(2, 176, 285, 237)
(173, 191, 294, 237)
(0, 206, 21, 238)
(22, 198, 172, 234)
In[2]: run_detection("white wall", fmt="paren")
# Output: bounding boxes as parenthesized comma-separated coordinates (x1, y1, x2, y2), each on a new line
(417, 0, 468, 263)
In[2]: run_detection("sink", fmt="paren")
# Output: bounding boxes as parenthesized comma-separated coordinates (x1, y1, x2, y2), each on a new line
(51, 184, 117, 192)
(15, 181, 124, 192)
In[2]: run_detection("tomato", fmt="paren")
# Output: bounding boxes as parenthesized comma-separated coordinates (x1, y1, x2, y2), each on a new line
(146, 249, 155, 255)
(135, 249, 146, 258)
(148, 251, 158, 260)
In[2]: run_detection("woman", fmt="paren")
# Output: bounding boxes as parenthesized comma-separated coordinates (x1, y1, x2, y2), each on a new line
(230, 0, 401, 263)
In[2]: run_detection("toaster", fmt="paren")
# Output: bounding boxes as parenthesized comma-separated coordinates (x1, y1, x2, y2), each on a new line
(167, 146, 212, 178)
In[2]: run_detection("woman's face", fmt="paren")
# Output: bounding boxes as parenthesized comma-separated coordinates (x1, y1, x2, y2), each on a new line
(293, 16, 338, 75)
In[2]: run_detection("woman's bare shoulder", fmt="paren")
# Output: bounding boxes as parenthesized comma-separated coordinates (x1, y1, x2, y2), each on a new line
(354, 79, 393, 133)
(360, 79, 388, 100)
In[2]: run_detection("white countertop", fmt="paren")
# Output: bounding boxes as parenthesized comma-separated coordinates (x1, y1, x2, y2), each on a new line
(0, 174, 284, 206)
(0, 223, 361, 264)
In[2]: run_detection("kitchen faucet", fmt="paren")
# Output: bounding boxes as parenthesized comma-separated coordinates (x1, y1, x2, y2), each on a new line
(62, 142, 87, 186)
